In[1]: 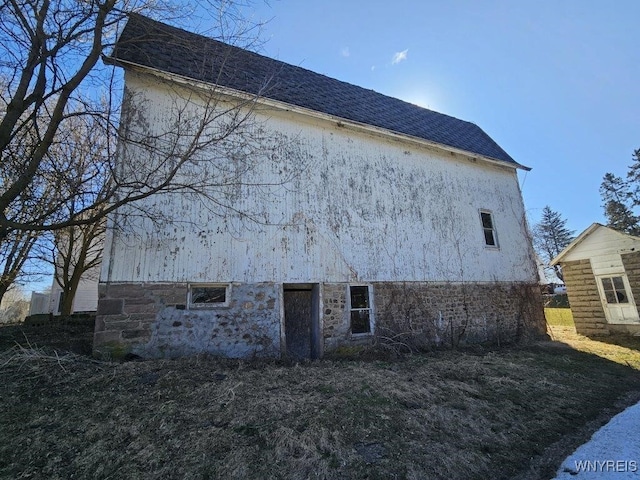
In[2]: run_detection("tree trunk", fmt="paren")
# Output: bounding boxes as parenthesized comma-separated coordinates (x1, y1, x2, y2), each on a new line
(60, 275, 81, 316)
(60, 288, 74, 316)
(59, 250, 89, 316)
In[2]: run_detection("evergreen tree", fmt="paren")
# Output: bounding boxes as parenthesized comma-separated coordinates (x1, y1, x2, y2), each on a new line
(625, 148, 640, 204)
(533, 206, 575, 282)
(603, 199, 640, 236)
(600, 163, 640, 235)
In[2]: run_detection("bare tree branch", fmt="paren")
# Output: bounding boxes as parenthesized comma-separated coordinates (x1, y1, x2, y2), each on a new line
(0, 1, 301, 302)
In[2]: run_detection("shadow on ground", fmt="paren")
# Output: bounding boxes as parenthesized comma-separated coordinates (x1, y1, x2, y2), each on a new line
(0, 315, 94, 355)
(589, 332, 640, 352)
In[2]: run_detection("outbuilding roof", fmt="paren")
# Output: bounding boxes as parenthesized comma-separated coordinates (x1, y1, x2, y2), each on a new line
(109, 13, 525, 168)
(551, 223, 640, 265)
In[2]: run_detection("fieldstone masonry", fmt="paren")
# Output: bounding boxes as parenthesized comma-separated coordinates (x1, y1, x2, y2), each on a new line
(372, 282, 545, 348)
(95, 282, 280, 359)
(321, 284, 348, 351)
(95, 281, 546, 359)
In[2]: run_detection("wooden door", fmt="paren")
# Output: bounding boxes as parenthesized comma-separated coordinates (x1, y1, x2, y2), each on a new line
(283, 284, 320, 359)
(597, 275, 639, 323)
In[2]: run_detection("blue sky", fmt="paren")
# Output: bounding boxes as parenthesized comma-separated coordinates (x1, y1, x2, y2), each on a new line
(234, 0, 640, 235)
(19, 1, 640, 294)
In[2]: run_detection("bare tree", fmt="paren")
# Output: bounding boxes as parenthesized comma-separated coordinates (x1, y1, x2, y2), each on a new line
(0, 228, 39, 304)
(30, 106, 110, 314)
(0, 0, 270, 232)
(0, 171, 57, 303)
(1, 1, 285, 299)
(41, 220, 105, 316)
(1, 0, 119, 236)
(0, 286, 29, 324)
(0, 87, 110, 304)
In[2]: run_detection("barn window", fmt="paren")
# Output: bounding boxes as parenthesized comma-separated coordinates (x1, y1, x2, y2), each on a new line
(349, 285, 373, 334)
(188, 284, 230, 308)
(480, 210, 498, 247)
(600, 276, 629, 304)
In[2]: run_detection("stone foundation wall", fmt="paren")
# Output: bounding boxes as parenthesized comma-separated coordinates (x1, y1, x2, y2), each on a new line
(371, 282, 546, 349)
(95, 282, 280, 359)
(562, 259, 609, 336)
(321, 284, 349, 351)
(320, 281, 546, 352)
(95, 280, 546, 359)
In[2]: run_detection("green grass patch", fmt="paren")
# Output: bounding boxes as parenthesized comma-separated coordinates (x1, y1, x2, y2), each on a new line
(545, 308, 575, 327)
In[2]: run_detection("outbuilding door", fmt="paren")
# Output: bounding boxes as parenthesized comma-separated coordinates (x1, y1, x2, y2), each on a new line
(283, 284, 321, 359)
(596, 274, 640, 323)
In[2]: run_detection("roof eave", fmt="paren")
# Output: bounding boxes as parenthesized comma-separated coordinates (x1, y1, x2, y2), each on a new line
(551, 223, 603, 265)
(108, 56, 528, 172)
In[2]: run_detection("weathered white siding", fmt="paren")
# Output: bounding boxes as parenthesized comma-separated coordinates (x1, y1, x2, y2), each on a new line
(29, 292, 50, 316)
(560, 226, 640, 276)
(50, 270, 99, 314)
(49, 227, 103, 315)
(102, 71, 536, 286)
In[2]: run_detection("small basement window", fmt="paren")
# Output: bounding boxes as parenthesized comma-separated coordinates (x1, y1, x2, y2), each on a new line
(188, 284, 230, 308)
(600, 276, 629, 304)
(480, 210, 498, 247)
(350, 285, 373, 335)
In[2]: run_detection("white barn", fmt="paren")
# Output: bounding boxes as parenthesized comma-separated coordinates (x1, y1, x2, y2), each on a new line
(49, 273, 98, 315)
(50, 227, 102, 316)
(95, 14, 546, 359)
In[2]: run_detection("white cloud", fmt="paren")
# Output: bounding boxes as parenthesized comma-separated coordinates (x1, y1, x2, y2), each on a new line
(341, 47, 350, 57)
(391, 49, 409, 65)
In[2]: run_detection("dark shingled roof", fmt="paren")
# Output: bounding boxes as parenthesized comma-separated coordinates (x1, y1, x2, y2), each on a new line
(109, 14, 523, 168)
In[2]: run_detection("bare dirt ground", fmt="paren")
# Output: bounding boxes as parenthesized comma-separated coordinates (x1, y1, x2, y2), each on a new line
(1, 312, 639, 479)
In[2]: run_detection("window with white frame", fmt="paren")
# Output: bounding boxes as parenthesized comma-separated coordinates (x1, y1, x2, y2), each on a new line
(188, 284, 230, 308)
(480, 210, 498, 247)
(349, 285, 373, 334)
(600, 276, 629, 304)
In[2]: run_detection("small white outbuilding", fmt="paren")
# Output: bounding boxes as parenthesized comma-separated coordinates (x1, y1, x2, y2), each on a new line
(552, 223, 640, 335)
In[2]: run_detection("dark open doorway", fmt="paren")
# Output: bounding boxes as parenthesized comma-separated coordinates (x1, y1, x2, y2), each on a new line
(283, 284, 320, 359)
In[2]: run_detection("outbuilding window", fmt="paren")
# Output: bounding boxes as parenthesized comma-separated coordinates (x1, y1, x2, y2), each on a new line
(349, 285, 373, 334)
(480, 210, 498, 247)
(600, 276, 629, 304)
(188, 284, 230, 308)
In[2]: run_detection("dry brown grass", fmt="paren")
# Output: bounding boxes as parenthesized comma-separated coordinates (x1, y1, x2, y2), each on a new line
(1, 316, 640, 479)
(545, 308, 640, 369)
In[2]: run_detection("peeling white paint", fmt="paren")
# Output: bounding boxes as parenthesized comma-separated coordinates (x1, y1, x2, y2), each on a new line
(560, 225, 640, 276)
(102, 71, 537, 286)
